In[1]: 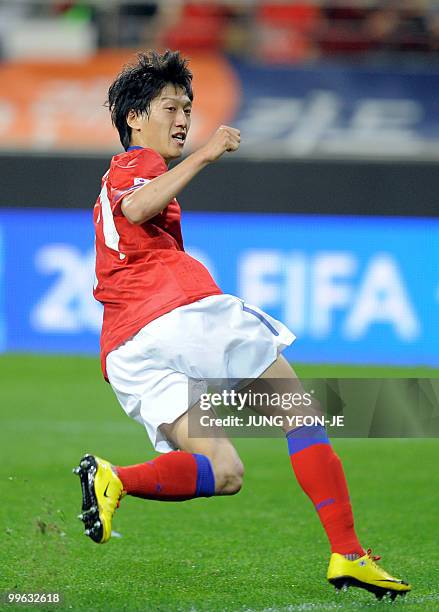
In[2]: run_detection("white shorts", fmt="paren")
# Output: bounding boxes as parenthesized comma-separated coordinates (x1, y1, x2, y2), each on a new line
(106, 294, 295, 453)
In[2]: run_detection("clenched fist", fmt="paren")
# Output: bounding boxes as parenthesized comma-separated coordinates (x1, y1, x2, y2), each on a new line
(199, 125, 241, 163)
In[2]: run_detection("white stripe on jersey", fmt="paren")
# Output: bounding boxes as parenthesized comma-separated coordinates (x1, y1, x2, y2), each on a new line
(100, 180, 126, 260)
(93, 237, 98, 291)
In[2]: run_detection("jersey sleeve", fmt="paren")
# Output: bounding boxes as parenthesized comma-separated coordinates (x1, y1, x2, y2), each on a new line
(109, 149, 168, 215)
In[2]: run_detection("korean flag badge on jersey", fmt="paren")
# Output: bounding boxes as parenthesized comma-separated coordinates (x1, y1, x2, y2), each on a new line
(134, 177, 150, 186)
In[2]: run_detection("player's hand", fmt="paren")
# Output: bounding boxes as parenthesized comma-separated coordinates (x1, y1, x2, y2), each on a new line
(199, 125, 241, 163)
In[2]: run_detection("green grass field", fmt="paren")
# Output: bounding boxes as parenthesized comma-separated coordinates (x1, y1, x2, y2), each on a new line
(2, 355, 439, 611)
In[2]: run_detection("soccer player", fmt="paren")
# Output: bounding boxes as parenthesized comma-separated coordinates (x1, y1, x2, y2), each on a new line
(74, 50, 410, 601)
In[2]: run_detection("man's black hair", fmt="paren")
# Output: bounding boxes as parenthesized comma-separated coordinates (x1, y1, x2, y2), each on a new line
(107, 50, 193, 151)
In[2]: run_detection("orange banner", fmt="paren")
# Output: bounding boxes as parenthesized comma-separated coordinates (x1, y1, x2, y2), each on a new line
(0, 50, 240, 153)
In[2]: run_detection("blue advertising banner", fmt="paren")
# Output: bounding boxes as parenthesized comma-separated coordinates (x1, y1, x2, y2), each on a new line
(1, 209, 437, 366)
(1, 209, 99, 355)
(0, 224, 4, 353)
(232, 61, 439, 158)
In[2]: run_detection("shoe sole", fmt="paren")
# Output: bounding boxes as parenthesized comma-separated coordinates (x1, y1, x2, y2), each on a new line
(73, 454, 104, 544)
(329, 576, 410, 600)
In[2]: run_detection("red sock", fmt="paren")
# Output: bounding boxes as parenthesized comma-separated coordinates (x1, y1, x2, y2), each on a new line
(287, 426, 364, 556)
(116, 451, 215, 501)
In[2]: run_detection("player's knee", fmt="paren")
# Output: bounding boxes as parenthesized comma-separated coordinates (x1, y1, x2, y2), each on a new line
(214, 457, 244, 495)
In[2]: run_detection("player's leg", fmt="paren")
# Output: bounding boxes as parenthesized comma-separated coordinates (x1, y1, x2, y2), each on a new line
(74, 307, 249, 544)
(74, 405, 243, 544)
(116, 407, 244, 498)
(161, 408, 244, 495)
(247, 355, 410, 598)
(249, 354, 364, 557)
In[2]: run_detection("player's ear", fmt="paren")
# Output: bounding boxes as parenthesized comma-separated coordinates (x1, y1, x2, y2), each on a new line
(127, 110, 143, 131)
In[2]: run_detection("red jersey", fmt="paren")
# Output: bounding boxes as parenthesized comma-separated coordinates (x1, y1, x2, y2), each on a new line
(93, 147, 222, 379)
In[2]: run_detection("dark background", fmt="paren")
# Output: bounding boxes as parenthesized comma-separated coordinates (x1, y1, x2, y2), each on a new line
(2, 153, 437, 217)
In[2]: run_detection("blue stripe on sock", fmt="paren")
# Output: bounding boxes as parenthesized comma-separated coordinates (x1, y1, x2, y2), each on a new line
(193, 454, 215, 497)
(286, 424, 330, 455)
(315, 497, 335, 511)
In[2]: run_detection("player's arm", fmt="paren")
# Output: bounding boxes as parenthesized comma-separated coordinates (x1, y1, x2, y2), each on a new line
(121, 126, 240, 225)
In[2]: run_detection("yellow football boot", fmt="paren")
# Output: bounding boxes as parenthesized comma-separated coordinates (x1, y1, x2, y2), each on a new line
(327, 549, 411, 600)
(73, 454, 125, 544)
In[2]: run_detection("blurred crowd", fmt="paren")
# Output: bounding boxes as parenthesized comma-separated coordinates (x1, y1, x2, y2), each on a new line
(2, 0, 439, 63)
